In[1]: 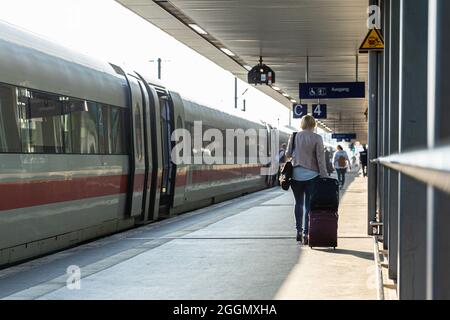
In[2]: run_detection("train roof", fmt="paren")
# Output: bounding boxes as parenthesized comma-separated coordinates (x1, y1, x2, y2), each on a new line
(0, 20, 128, 107)
(181, 97, 267, 131)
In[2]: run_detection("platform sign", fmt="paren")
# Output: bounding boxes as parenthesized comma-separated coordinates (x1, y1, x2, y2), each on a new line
(299, 82, 365, 99)
(293, 104, 308, 119)
(359, 28, 385, 53)
(312, 104, 327, 119)
(332, 133, 357, 140)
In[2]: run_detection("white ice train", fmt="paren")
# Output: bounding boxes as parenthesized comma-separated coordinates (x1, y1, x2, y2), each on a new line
(0, 21, 320, 267)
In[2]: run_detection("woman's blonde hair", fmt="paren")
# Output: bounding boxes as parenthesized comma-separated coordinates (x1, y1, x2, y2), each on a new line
(301, 115, 316, 130)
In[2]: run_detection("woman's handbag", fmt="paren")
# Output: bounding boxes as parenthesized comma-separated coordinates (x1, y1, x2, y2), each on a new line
(279, 161, 294, 191)
(279, 133, 297, 191)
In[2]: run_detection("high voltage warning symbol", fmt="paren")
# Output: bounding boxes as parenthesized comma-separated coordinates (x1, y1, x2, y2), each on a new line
(359, 28, 384, 53)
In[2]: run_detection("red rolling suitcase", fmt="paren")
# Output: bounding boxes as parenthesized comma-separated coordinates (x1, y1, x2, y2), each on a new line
(307, 178, 339, 249)
(308, 210, 339, 249)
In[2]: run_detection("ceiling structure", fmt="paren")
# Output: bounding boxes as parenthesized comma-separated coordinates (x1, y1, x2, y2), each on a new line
(117, 0, 369, 142)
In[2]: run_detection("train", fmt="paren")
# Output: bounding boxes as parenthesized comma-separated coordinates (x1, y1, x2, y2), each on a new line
(0, 21, 299, 267)
(0, 20, 342, 267)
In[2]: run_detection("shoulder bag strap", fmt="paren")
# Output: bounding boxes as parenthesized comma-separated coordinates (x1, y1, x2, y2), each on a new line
(292, 132, 297, 152)
(292, 132, 297, 153)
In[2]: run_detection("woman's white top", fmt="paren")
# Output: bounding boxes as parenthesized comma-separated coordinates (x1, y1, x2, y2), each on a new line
(293, 166, 319, 182)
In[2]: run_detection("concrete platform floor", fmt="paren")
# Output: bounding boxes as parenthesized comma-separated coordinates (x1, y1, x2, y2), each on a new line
(0, 173, 376, 300)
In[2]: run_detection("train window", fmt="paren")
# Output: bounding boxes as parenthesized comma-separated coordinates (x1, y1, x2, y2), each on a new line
(110, 107, 127, 155)
(0, 85, 21, 152)
(62, 98, 83, 153)
(0, 83, 128, 155)
(101, 106, 112, 154)
(134, 102, 143, 161)
(61, 99, 128, 155)
(185, 121, 194, 163)
(98, 104, 106, 154)
(64, 100, 100, 154)
(19, 89, 64, 154)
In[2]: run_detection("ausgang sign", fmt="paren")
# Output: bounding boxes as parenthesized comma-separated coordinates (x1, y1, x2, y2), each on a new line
(299, 82, 366, 99)
(332, 133, 357, 140)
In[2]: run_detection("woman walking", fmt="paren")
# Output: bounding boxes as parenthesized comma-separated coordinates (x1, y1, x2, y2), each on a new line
(286, 115, 328, 244)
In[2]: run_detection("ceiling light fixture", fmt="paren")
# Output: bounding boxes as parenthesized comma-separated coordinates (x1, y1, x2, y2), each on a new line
(282, 93, 290, 97)
(244, 65, 252, 71)
(290, 99, 297, 103)
(272, 86, 280, 91)
(220, 48, 235, 56)
(188, 24, 208, 35)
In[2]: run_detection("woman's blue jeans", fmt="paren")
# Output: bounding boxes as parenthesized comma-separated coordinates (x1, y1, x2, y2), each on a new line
(291, 178, 316, 235)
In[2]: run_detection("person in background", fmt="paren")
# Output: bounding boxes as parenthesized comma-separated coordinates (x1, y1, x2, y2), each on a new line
(286, 115, 328, 245)
(324, 147, 334, 176)
(359, 145, 368, 177)
(333, 145, 351, 188)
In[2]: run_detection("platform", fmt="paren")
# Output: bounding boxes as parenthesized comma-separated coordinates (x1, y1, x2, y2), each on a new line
(0, 173, 376, 300)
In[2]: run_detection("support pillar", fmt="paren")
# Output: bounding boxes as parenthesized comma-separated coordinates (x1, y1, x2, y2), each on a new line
(387, 0, 400, 281)
(367, 0, 380, 236)
(397, 0, 428, 300)
(426, 0, 450, 300)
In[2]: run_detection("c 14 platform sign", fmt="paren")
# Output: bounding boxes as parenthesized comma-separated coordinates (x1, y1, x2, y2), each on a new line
(293, 104, 308, 119)
(299, 82, 365, 99)
(312, 104, 327, 119)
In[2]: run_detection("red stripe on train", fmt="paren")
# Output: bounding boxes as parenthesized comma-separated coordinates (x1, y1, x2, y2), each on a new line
(0, 175, 129, 211)
(0, 166, 264, 211)
(175, 165, 263, 187)
(192, 165, 263, 184)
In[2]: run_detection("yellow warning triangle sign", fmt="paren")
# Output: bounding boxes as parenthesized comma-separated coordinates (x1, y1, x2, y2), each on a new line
(359, 28, 384, 53)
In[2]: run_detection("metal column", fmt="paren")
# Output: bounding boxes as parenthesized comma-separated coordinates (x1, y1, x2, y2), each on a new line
(426, 0, 450, 300)
(397, 0, 428, 300)
(234, 77, 238, 109)
(377, 0, 385, 238)
(157, 58, 162, 80)
(382, 0, 391, 250)
(387, 0, 400, 281)
(367, 0, 379, 236)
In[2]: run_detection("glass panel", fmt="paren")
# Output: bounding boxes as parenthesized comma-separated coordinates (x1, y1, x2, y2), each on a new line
(20, 89, 64, 154)
(134, 102, 143, 161)
(61, 97, 73, 154)
(101, 105, 111, 155)
(0, 84, 21, 152)
(1, 84, 127, 155)
(97, 103, 106, 154)
(110, 107, 126, 155)
(64, 99, 99, 154)
(160, 98, 169, 167)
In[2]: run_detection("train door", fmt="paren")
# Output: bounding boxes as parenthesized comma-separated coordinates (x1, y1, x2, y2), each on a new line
(136, 79, 152, 222)
(157, 91, 176, 213)
(265, 124, 275, 187)
(135, 74, 163, 221)
(168, 91, 186, 208)
(124, 74, 148, 218)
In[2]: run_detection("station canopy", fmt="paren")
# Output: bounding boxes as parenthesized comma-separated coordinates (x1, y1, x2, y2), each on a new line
(117, 0, 369, 142)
